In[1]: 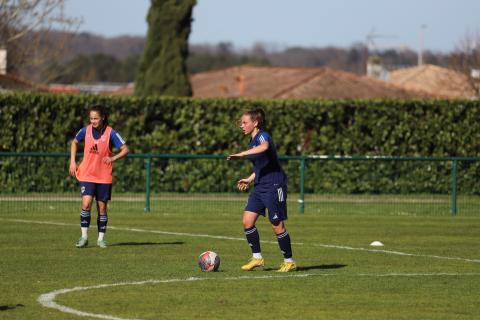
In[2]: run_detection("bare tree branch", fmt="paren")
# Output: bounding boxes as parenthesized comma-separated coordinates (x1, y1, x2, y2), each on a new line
(451, 29, 480, 98)
(0, 0, 82, 79)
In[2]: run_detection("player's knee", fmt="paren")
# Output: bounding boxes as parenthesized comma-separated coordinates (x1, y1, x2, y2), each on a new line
(242, 211, 258, 228)
(271, 221, 285, 234)
(243, 219, 254, 229)
(242, 216, 254, 229)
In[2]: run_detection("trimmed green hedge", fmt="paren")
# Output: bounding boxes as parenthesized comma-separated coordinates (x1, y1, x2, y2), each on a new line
(1, 93, 480, 194)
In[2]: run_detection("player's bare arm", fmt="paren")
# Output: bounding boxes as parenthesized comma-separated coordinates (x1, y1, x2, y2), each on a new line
(69, 139, 79, 176)
(237, 173, 255, 191)
(227, 141, 269, 160)
(103, 144, 130, 164)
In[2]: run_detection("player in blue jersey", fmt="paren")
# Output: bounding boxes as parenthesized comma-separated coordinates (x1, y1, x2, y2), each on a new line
(228, 108, 296, 272)
(69, 105, 129, 249)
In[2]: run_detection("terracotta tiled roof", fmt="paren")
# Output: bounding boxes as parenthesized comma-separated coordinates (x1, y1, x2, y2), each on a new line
(389, 64, 476, 99)
(191, 65, 433, 99)
(48, 84, 81, 93)
(107, 83, 134, 96)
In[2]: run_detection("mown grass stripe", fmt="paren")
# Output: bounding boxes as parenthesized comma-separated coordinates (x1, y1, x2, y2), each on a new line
(3, 218, 479, 264)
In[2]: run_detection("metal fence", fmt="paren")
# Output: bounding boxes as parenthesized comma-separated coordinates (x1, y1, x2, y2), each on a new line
(294, 155, 480, 215)
(1, 152, 479, 216)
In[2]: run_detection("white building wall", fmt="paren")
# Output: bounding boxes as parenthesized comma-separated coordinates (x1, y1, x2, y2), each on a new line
(0, 49, 6, 75)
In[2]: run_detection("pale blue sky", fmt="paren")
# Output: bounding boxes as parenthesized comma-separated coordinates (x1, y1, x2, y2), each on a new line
(64, 0, 480, 52)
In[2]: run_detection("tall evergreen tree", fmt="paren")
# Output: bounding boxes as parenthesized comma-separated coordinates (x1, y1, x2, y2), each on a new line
(135, 0, 195, 96)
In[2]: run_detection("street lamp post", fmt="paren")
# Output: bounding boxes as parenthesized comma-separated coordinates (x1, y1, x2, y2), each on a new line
(418, 24, 427, 66)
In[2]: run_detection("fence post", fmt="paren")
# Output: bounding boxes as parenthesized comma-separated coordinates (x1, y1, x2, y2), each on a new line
(144, 156, 152, 213)
(450, 159, 458, 216)
(298, 157, 305, 214)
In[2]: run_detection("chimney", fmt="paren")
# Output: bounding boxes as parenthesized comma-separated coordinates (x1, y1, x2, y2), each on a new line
(236, 74, 245, 96)
(0, 48, 6, 75)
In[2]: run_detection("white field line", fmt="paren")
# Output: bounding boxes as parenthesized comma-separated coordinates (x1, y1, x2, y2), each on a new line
(312, 243, 480, 264)
(3, 218, 480, 264)
(38, 272, 480, 320)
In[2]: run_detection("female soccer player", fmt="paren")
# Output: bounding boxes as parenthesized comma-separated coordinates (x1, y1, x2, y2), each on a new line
(228, 108, 296, 272)
(69, 105, 129, 248)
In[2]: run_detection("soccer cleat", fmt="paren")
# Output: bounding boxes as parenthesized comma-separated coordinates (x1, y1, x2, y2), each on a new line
(97, 240, 108, 249)
(241, 257, 264, 271)
(277, 261, 297, 272)
(75, 237, 88, 248)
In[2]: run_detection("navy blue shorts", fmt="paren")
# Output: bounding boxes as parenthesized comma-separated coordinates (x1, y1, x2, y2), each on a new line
(245, 183, 288, 223)
(79, 182, 112, 202)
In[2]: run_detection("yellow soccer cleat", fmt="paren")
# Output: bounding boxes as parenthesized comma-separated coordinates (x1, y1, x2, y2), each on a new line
(277, 261, 297, 272)
(241, 257, 265, 271)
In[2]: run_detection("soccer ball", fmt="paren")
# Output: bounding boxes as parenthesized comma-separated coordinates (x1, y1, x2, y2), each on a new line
(198, 251, 220, 272)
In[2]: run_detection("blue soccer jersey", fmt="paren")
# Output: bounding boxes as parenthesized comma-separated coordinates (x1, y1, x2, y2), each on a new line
(75, 126, 126, 150)
(247, 131, 286, 185)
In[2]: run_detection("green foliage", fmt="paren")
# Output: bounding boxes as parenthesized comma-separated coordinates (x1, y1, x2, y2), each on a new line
(1, 92, 480, 194)
(187, 42, 271, 74)
(45, 54, 140, 84)
(135, 0, 196, 97)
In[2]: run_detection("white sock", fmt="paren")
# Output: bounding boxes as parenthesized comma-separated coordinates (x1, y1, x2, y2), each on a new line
(81, 227, 88, 238)
(253, 252, 263, 259)
(98, 232, 105, 241)
(284, 258, 294, 263)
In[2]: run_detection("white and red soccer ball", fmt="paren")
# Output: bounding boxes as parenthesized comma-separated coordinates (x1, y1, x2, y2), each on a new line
(198, 251, 220, 272)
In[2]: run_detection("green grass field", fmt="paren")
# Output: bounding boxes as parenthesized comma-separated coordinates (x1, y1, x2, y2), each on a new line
(1, 195, 479, 320)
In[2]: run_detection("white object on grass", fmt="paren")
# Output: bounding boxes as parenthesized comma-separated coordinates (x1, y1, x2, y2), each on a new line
(370, 241, 384, 247)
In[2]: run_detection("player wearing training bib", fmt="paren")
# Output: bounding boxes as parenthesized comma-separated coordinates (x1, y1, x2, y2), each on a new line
(228, 108, 296, 272)
(69, 105, 129, 248)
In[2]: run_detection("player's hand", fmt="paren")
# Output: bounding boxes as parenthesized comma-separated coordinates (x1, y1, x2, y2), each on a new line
(69, 162, 77, 177)
(236, 179, 251, 191)
(103, 157, 113, 164)
(227, 153, 244, 161)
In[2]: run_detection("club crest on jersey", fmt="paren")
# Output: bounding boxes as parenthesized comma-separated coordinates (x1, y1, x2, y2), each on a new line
(89, 144, 99, 154)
